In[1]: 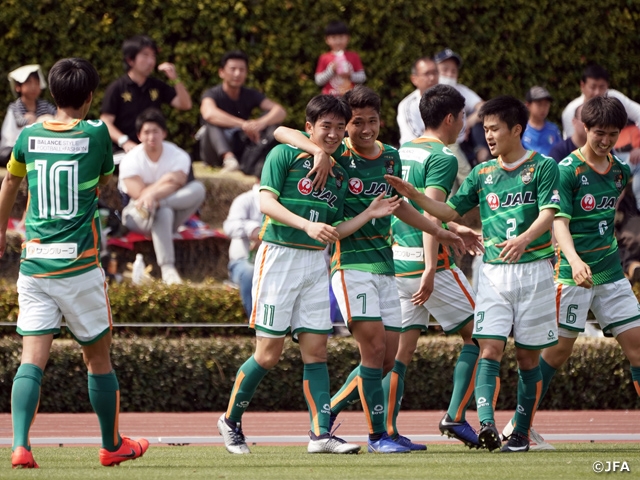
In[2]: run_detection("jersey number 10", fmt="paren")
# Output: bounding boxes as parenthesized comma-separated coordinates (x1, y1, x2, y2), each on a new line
(34, 160, 79, 220)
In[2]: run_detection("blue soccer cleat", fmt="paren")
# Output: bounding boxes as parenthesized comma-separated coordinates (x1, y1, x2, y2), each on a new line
(368, 432, 411, 454)
(439, 413, 480, 449)
(393, 434, 427, 451)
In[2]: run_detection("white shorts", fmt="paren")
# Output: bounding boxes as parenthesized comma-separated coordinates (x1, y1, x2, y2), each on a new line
(556, 279, 640, 338)
(250, 242, 332, 340)
(396, 267, 475, 334)
(331, 269, 402, 331)
(473, 260, 558, 349)
(16, 268, 112, 345)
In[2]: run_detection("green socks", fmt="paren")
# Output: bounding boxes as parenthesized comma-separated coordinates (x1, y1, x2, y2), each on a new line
(330, 366, 361, 414)
(382, 360, 406, 436)
(11, 364, 43, 451)
(538, 356, 557, 404)
(475, 358, 501, 425)
(631, 366, 640, 396)
(357, 365, 385, 435)
(88, 371, 122, 451)
(446, 344, 479, 422)
(513, 367, 542, 436)
(226, 355, 269, 423)
(303, 363, 331, 436)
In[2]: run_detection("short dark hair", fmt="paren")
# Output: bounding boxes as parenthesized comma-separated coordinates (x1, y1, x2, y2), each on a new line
(419, 84, 465, 129)
(411, 56, 435, 76)
(343, 85, 381, 114)
(122, 35, 158, 72)
(135, 108, 167, 134)
(305, 94, 352, 125)
(220, 50, 249, 69)
(581, 64, 610, 84)
(48, 58, 99, 109)
(479, 95, 529, 138)
(581, 96, 627, 131)
(324, 21, 349, 36)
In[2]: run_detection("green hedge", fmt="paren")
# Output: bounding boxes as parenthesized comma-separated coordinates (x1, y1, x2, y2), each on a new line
(1, 0, 638, 151)
(0, 336, 637, 413)
(0, 281, 249, 337)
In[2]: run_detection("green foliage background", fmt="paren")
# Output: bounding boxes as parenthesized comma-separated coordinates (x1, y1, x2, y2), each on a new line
(1, 0, 638, 150)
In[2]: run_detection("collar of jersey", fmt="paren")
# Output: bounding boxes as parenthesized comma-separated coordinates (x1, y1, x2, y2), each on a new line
(345, 137, 383, 160)
(42, 119, 81, 131)
(575, 148, 614, 175)
(498, 150, 535, 171)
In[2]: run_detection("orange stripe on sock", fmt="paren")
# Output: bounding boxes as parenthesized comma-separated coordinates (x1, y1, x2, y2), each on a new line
(492, 377, 501, 410)
(454, 357, 478, 423)
(385, 372, 398, 435)
(356, 376, 374, 434)
(114, 390, 120, 447)
(303, 379, 320, 435)
(528, 380, 542, 437)
(635, 380, 640, 396)
(26, 394, 41, 448)
(226, 371, 247, 419)
(452, 269, 475, 309)
(250, 245, 269, 328)
(330, 377, 358, 410)
(338, 270, 353, 325)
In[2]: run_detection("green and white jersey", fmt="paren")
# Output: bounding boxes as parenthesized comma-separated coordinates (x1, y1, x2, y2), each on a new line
(330, 138, 401, 276)
(8, 119, 114, 278)
(447, 151, 560, 264)
(259, 143, 348, 250)
(555, 150, 629, 285)
(392, 137, 457, 278)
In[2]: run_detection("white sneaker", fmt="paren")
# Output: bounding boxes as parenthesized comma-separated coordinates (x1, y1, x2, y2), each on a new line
(161, 266, 183, 285)
(222, 156, 240, 172)
(529, 427, 555, 450)
(217, 414, 251, 454)
(307, 432, 360, 454)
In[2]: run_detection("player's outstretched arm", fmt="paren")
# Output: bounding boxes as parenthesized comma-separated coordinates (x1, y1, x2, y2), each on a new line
(496, 208, 556, 263)
(447, 222, 484, 256)
(273, 126, 335, 191)
(394, 201, 464, 255)
(260, 190, 338, 244)
(336, 193, 402, 239)
(0, 172, 24, 257)
(554, 216, 593, 288)
(384, 174, 459, 223)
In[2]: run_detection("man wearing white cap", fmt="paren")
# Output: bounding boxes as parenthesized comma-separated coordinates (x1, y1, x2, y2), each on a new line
(0, 65, 56, 166)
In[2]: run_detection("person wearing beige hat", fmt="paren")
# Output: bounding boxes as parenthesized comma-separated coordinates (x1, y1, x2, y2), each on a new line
(0, 64, 56, 166)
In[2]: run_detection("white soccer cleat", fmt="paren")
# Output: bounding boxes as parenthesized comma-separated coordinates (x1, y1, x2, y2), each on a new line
(307, 431, 361, 454)
(217, 414, 251, 454)
(529, 427, 555, 450)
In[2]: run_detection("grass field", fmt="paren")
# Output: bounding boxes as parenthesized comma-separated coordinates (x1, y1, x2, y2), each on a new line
(2, 444, 639, 479)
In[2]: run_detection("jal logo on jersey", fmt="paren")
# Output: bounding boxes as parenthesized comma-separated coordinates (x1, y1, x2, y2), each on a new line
(348, 178, 364, 194)
(486, 191, 536, 210)
(298, 178, 313, 195)
(581, 194, 617, 211)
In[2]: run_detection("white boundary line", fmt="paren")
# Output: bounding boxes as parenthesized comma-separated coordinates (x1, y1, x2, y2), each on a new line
(2, 433, 639, 446)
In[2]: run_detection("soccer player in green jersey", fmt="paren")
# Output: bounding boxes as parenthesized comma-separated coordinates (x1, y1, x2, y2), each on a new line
(503, 96, 640, 447)
(390, 84, 482, 450)
(0, 58, 149, 468)
(275, 86, 470, 453)
(386, 95, 561, 453)
(218, 94, 403, 455)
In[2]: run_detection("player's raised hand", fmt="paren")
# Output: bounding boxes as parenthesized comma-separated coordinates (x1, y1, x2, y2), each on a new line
(307, 150, 335, 191)
(384, 174, 418, 200)
(570, 258, 593, 288)
(304, 221, 339, 244)
(367, 193, 402, 219)
(157, 62, 178, 80)
(412, 268, 435, 305)
(496, 236, 528, 263)
(435, 228, 465, 256)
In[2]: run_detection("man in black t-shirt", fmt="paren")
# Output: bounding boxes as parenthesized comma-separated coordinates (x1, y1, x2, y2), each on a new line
(100, 35, 192, 154)
(199, 50, 286, 175)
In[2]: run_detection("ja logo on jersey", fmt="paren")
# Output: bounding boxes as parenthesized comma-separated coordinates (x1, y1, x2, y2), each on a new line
(348, 178, 364, 194)
(298, 178, 313, 195)
(581, 194, 617, 211)
(487, 192, 535, 210)
(486, 193, 500, 210)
